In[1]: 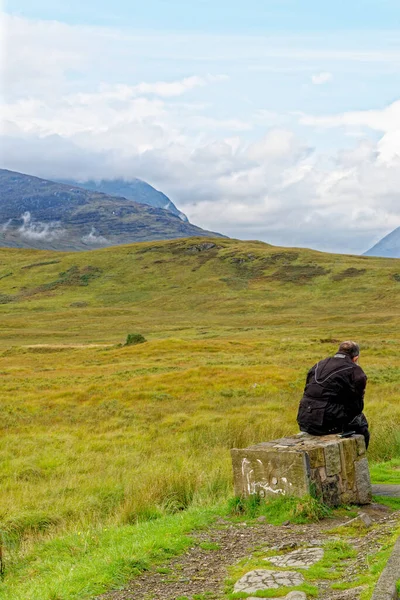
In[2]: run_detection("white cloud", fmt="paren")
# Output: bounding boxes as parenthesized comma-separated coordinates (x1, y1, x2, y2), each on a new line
(1, 13, 400, 254)
(300, 100, 400, 131)
(18, 212, 65, 241)
(300, 99, 400, 163)
(3, 84, 400, 253)
(311, 72, 333, 85)
(134, 75, 228, 97)
(81, 227, 109, 245)
(1, 219, 12, 232)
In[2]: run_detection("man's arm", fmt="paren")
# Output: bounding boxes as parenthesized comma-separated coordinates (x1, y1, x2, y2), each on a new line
(353, 368, 367, 413)
(304, 365, 316, 391)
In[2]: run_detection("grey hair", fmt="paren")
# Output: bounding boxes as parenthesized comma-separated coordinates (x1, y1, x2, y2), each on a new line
(338, 340, 360, 358)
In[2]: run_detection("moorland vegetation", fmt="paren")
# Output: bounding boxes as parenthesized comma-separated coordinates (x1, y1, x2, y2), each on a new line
(0, 237, 399, 599)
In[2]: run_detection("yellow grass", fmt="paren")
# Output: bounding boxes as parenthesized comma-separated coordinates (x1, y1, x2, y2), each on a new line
(0, 237, 399, 597)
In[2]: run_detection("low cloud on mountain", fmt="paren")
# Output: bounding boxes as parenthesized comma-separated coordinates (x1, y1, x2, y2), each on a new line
(81, 228, 109, 245)
(18, 212, 65, 241)
(2, 13, 400, 254)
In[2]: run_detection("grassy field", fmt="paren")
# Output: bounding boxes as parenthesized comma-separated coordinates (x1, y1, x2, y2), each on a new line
(0, 237, 399, 599)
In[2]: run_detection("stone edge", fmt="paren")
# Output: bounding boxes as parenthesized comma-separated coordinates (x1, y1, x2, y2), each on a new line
(371, 535, 400, 600)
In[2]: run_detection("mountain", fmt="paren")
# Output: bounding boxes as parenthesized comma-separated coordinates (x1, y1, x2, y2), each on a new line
(59, 178, 188, 222)
(0, 169, 223, 251)
(364, 227, 400, 258)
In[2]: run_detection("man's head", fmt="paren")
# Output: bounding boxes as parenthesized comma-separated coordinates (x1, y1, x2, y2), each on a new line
(338, 340, 360, 362)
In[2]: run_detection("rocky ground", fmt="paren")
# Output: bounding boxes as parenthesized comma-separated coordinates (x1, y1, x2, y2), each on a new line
(96, 503, 400, 600)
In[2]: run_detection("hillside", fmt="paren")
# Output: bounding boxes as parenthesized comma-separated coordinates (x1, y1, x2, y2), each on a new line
(0, 236, 398, 345)
(59, 177, 188, 221)
(0, 169, 221, 251)
(365, 226, 400, 258)
(0, 238, 399, 600)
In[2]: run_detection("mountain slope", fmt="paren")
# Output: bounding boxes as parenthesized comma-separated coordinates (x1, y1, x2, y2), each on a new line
(59, 178, 188, 222)
(0, 169, 222, 250)
(0, 237, 398, 345)
(364, 227, 400, 258)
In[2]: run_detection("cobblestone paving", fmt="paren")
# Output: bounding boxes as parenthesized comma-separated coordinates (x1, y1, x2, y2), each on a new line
(234, 568, 304, 593)
(267, 547, 324, 568)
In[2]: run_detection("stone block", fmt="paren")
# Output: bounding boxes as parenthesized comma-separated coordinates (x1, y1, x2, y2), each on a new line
(308, 446, 325, 468)
(356, 436, 367, 456)
(340, 438, 357, 488)
(324, 444, 341, 476)
(339, 512, 372, 528)
(321, 475, 340, 506)
(319, 466, 327, 482)
(231, 446, 309, 498)
(231, 433, 372, 507)
(310, 468, 323, 498)
(355, 457, 372, 504)
(340, 490, 356, 505)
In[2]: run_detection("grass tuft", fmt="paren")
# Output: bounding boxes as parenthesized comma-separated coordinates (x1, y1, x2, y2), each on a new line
(228, 494, 331, 525)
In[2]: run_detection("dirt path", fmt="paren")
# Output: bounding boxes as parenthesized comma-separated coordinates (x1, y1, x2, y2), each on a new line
(372, 484, 400, 498)
(96, 504, 400, 600)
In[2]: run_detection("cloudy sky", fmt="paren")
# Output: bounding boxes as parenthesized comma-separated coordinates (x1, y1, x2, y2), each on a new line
(2, 1, 400, 253)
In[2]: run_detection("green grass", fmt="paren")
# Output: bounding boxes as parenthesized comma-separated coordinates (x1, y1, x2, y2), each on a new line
(226, 533, 400, 600)
(0, 237, 399, 598)
(331, 524, 400, 600)
(372, 496, 400, 510)
(0, 505, 226, 600)
(370, 458, 400, 484)
(228, 494, 331, 525)
(228, 584, 319, 598)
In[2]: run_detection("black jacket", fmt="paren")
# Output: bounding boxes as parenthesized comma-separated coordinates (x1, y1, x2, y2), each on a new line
(297, 353, 367, 435)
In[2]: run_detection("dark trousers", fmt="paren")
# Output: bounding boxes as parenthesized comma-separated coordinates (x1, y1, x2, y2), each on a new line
(347, 413, 370, 449)
(299, 407, 370, 449)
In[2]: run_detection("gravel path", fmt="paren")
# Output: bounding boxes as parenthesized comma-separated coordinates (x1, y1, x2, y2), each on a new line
(95, 504, 400, 600)
(372, 484, 400, 497)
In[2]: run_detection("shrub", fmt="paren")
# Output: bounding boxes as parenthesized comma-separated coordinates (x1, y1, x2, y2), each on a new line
(125, 333, 147, 346)
(332, 267, 366, 281)
(267, 264, 329, 284)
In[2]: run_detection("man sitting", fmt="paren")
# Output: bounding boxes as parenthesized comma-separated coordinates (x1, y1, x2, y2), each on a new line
(297, 340, 370, 448)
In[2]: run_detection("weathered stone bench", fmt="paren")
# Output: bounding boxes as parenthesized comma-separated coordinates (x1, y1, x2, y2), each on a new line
(231, 432, 372, 507)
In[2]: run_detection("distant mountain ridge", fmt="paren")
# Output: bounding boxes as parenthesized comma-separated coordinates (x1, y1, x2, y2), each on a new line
(59, 178, 188, 222)
(364, 227, 400, 258)
(0, 169, 223, 251)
